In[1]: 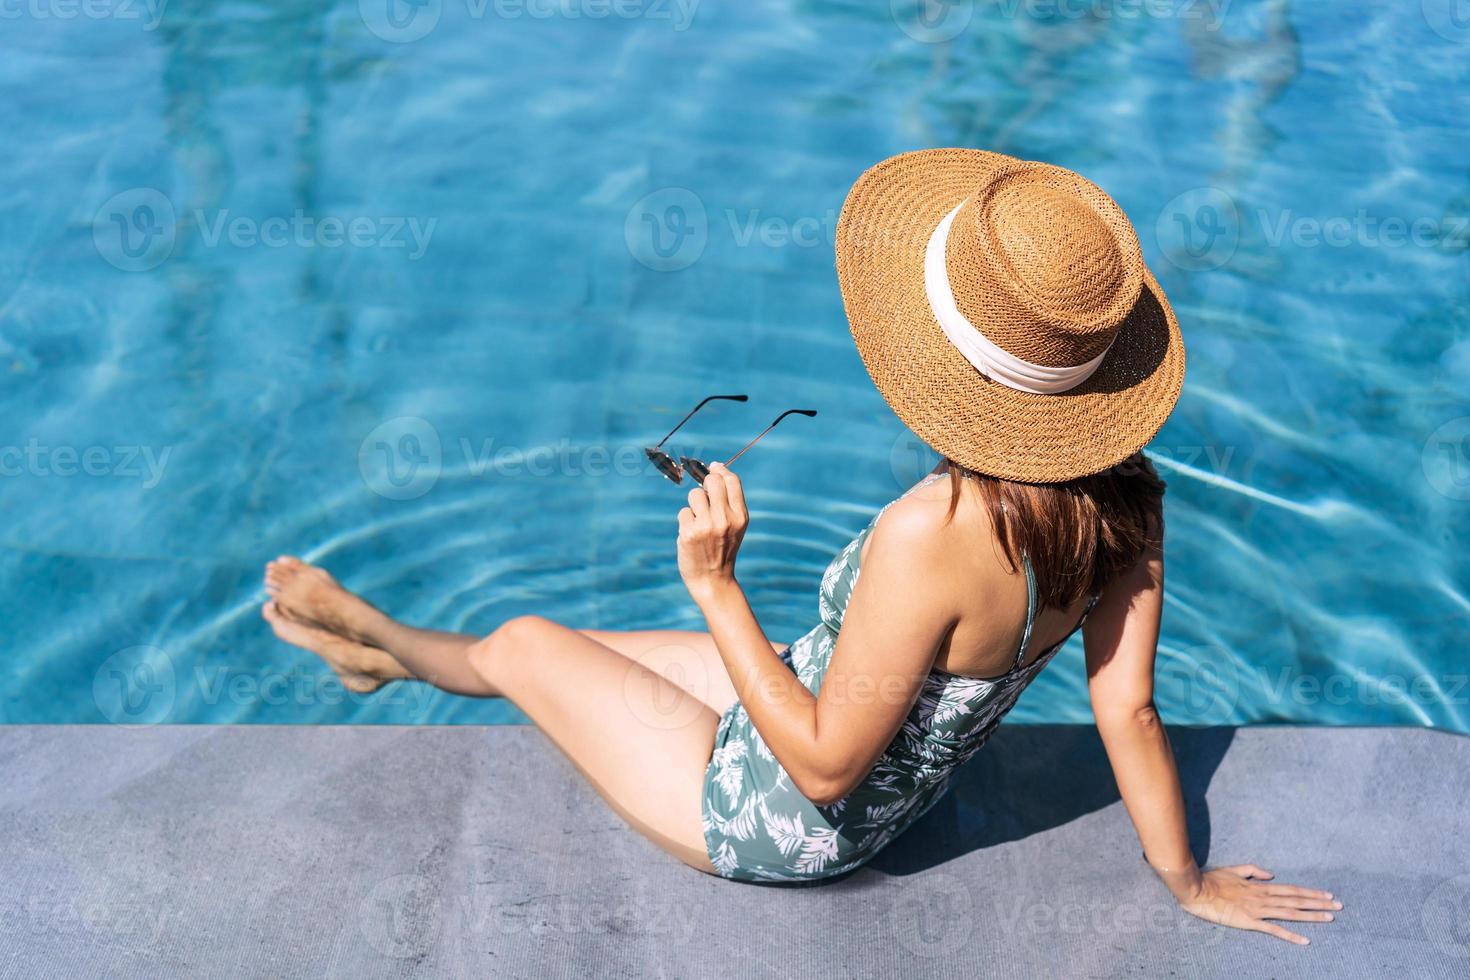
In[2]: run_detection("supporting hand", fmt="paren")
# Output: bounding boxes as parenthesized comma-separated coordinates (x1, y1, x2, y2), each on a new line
(1163, 863, 1341, 946)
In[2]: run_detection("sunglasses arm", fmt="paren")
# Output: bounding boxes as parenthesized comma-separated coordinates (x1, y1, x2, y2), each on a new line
(652, 394, 749, 448)
(723, 409, 818, 467)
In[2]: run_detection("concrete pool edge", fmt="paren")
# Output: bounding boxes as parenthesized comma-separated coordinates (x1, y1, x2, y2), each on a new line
(1, 725, 1466, 978)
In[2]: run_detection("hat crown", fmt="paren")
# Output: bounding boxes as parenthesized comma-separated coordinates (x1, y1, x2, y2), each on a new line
(946, 162, 1145, 368)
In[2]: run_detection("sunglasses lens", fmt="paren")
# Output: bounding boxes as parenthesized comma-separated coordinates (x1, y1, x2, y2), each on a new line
(682, 457, 710, 486)
(645, 448, 683, 483)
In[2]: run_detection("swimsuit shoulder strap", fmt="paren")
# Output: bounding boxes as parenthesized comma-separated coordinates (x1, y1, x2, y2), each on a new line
(1011, 553, 1039, 672)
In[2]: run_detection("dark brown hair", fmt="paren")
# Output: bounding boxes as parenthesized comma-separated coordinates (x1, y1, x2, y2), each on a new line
(945, 452, 1165, 609)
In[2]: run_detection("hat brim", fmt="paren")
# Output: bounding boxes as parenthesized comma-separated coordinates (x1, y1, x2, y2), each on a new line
(835, 148, 1185, 483)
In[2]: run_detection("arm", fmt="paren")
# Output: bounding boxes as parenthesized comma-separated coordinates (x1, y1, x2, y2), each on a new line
(1084, 531, 1195, 877)
(1085, 522, 1341, 945)
(677, 464, 946, 804)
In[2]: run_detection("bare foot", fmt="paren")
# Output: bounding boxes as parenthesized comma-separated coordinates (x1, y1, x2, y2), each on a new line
(261, 600, 407, 693)
(264, 556, 383, 644)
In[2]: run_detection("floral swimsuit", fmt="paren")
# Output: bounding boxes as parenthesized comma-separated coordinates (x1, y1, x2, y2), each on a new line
(700, 475, 1096, 882)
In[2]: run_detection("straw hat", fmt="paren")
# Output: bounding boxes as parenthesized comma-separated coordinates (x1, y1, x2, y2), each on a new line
(835, 148, 1184, 483)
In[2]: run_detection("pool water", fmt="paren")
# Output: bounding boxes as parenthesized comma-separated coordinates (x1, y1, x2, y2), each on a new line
(1, 0, 1466, 728)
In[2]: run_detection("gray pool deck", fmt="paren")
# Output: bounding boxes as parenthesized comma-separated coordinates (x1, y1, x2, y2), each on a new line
(1, 725, 1466, 979)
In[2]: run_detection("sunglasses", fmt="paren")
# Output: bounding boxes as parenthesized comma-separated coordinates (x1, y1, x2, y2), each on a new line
(645, 394, 817, 485)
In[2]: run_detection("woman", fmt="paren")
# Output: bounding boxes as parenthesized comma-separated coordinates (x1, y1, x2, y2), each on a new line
(262, 149, 1339, 944)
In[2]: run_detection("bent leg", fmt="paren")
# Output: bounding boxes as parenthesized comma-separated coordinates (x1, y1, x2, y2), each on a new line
(264, 558, 783, 716)
(468, 616, 720, 873)
(581, 630, 786, 717)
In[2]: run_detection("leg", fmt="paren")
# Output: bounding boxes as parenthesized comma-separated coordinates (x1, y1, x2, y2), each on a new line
(580, 630, 787, 717)
(265, 561, 722, 872)
(264, 556, 782, 711)
(467, 615, 719, 873)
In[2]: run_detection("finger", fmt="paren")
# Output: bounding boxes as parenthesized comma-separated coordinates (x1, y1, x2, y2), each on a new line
(1262, 895, 1340, 911)
(1260, 907, 1335, 923)
(701, 467, 729, 518)
(687, 487, 709, 519)
(711, 462, 746, 520)
(1264, 885, 1337, 904)
(1222, 864, 1274, 880)
(678, 507, 694, 532)
(1250, 921, 1310, 946)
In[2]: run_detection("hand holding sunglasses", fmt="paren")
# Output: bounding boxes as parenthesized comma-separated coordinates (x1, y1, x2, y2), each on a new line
(644, 395, 817, 485)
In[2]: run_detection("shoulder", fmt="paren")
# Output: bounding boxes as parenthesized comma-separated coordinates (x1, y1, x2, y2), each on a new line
(866, 478, 982, 565)
(864, 475, 1015, 601)
(852, 482, 968, 617)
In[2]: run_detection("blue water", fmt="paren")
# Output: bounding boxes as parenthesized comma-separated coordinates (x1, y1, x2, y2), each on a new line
(1, 1, 1466, 728)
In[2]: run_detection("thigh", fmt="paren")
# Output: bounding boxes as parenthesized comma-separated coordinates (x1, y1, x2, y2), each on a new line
(580, 629, 785, 717)
(471, 617, 721, 874)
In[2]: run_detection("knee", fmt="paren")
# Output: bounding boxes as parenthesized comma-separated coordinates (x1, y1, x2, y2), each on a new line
(468, 615, 555, 676)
